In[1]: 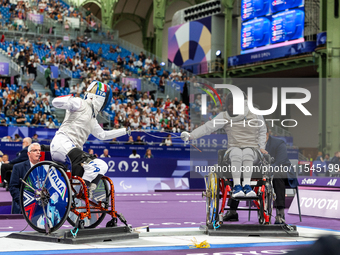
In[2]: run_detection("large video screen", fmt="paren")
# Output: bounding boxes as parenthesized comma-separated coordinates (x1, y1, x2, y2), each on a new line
(271, 0, 304, 14)
(241, 0, 270, 21)
(241, 17, 271, 50)
(240, 0, 305, 54)
(271, 8, 305, 44)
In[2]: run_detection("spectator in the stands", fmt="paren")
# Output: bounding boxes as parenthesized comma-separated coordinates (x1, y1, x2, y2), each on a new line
(325, 154, 331, 161)
(42, 92, 51, 102)
(18, 38, 25, 45)
(2, 87, 9, 99)
(45, 38, 53, 50)
(100, 149, 111, 158)
(32, 134, 39, 142)
(144, 149, 154, 159)
(1, 136, 12, 142)
(31, 113, 40, 126)
(40, 114, 47, 126)
(16, 112, 27, 125)
(125, 136, 134, 145)
(138, 51, 146, 62)
(36, 36, 43, 48)
(46, 117, 56, 129)
(131, 117, 139, 129)
(134, 136, 145, 145)
(316, 151, 324, 162)
(7, 43, 13, 57)
(129, 150, 140, 159)
(6, 105, 15, 118)
(110, 138, 119, 144)
(327, 152, 340, 176)
(85, 7, 91, 17)
(307, 154, 313, 161)
(14, 134, 22, 142)
(164, 134, 173, 146)
(43, 101, 52, 115)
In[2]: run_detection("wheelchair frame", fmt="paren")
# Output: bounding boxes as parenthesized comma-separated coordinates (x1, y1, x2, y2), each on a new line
(203, 149, 275, 228)
(19, 160, 127, 234)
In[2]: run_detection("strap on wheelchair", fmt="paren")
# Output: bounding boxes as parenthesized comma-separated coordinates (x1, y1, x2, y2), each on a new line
(40, 144, 50, 152)
(67, 148, 97, 166)
(67, 148, 97, 177)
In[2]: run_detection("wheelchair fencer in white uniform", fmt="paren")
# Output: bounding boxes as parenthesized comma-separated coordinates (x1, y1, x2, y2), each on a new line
(181, 92, 268, 198)
(50, 80, 131, 195)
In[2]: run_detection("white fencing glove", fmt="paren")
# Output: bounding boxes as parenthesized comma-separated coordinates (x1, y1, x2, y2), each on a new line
(181, 131, 190, 142)
(127, 127, 131, 136)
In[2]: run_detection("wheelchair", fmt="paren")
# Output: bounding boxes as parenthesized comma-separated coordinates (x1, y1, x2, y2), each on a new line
(19, 159, 126, 234)
(203, 149, 275, 228)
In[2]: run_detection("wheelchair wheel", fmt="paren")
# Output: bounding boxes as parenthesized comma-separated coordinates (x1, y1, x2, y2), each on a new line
(67, 177, 109, 229)
(264, 183, 274, 224)
(205, 172, 219, 225)
(20, 161, 72, 233)
(257, 183, 274, 225)
(258, 199, 265, 225)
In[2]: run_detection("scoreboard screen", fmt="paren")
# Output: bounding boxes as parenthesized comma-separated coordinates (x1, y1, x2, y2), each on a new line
(271, 8, 305, 44)
(240, 0, 305, 54)
(271, 0, 304, 14)
(241, 17, 271, 50)
(241, 0, 271, 21)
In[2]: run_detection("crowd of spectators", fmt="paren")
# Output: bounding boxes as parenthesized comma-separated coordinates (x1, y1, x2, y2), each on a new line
(0, 81, 57, 127)
(3, 37, 192, 132)
(0, 0, 30, 31)
(0, 0, 192, 134)
(0, 0, 103, 34)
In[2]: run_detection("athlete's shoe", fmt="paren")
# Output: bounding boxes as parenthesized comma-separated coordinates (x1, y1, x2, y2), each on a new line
(223, 211, 239, 221)
(275, 215, 285, 224)
(243, 185, 256, 197)
(232, 185, 245, 198)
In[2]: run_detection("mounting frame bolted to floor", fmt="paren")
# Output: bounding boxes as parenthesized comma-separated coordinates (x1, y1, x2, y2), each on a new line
(6, 226, 139, 244)
(200, 224, 299, 237)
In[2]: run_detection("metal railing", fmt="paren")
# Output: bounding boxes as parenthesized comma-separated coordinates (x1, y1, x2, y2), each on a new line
(59, 0, 118, 37)
(181, 59, 224, 75)
(9, 58, 21, 75)
(270, 124, 292, 137)
(140, 78, 159, 98)
(0, 49, 21, 76)
(35, 63, 47, 86)
(58, 65, 72, 78)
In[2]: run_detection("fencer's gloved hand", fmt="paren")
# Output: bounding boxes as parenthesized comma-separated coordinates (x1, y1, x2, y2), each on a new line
(181, 131, 190, 142)
(127, 127, 131, 136)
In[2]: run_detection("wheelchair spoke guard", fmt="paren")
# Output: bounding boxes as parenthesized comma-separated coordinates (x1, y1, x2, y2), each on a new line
(205, 172, 219, 226)
(20, 161, 72, 233)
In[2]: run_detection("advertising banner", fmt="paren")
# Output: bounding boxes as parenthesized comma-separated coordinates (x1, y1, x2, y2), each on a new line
(121, 77, 141, 91)
(101, 158, 189, 178)
(28, 13, 44, 24)
(0, 62, 9, 75)
(298, 177, 340, 187)
(228, 41, 316, 67)
(289, 189, 340, 219)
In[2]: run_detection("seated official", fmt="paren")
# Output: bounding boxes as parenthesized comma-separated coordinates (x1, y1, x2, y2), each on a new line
(9, 143, 41, 214)
(0, 137, 32, 190)
(224, 127, 298, 224)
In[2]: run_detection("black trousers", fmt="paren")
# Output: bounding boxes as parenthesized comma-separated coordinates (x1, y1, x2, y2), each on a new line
(228, 177, 289, 210)
(1, 163, 14, 184)
(46, 76, 51, 88)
